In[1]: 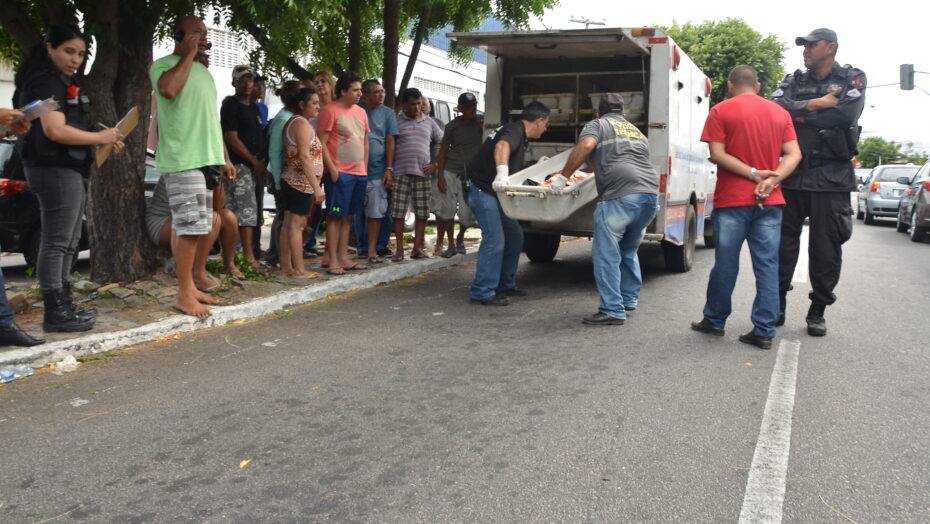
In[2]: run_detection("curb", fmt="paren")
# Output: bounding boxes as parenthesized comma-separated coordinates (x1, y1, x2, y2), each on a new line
(0, 252, 476, 369)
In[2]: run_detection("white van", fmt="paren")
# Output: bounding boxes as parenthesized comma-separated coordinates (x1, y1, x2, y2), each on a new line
(450, 27, 716, 271)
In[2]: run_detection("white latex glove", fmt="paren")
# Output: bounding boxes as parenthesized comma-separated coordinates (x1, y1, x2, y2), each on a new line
(491, 165, 510, 192)
(549, 175, 569, 194)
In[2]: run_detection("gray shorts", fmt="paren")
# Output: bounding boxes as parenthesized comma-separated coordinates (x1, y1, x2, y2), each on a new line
(222, 164, 258, 227)
(165, 169, 213, 237)
(365, 179, 389, 219)
(431, 170, 475, 226)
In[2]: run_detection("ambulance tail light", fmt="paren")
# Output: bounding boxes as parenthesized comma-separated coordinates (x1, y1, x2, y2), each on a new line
(870, 180, 881, 193)
(672, 46, 681, 70)
(631, 28, 656, 37)
(705, 78, 712, 98)
(923, 180, 930, 192)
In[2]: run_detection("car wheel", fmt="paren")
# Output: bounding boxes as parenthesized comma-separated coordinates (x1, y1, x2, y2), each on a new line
(523, 232, 561, 263)
(896, 210, 909, 233)
(702, 214, 716, 248)
(663, 205, 696, 273)
(910, 210, 928, 243)
(864, 205, 875, 225)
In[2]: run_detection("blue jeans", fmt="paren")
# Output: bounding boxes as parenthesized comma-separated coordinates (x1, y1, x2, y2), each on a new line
(702, 205, 783, 338)
(0, 268, 14, 328)
(593, 193, 659, 319)
(467, 184, 523, 300)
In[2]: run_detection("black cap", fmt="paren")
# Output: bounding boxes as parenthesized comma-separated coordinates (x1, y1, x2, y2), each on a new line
(457, 92, 478, 107)
(795, 28, 837, 46)
(598, 93, 625, 115)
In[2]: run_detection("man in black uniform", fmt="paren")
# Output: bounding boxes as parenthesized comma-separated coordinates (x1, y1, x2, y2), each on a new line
(771, 28, 865, 337)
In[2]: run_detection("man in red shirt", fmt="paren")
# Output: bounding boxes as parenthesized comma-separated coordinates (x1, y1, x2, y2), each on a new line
(691, 66, 802, 349)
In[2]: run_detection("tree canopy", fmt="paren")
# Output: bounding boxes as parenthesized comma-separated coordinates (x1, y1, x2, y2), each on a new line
(857, 136, 929, 168)
(663, 18, 786, 106)
(0, 0, 560, 281)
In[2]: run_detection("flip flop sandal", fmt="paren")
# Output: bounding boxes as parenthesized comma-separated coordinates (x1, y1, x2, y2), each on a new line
(368, 256, 385, 264)
(411, 250, 430, 259)
(327, 268, 347, 276)
(455, 242, 466, 254)
(345, 263, 368, 271)
(442, 247, 457, 258)
(391, 254, 405, 263)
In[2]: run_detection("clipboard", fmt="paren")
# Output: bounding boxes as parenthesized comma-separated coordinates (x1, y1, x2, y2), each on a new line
(95, 106, 139, 168)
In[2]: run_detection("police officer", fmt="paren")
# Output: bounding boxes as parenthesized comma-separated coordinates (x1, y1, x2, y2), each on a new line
(15, 24, 124, 333)
(771, 28, 865, 337)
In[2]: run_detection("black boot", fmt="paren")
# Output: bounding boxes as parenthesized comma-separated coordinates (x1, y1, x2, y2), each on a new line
(42, 289, 95, 333)
(806, 302, 827, 337)
(0, 322, 46, 347)
(62, 282, 97, 319)
(777, 293, 787, 326)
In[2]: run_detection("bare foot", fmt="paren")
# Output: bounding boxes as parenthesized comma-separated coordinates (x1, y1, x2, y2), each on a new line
(246, 258, 263, 272)
(174, 296, 211, 319)
(193, 289, 220, 305)
(194, 273, 220, 292)
(225, 265, 245, 279)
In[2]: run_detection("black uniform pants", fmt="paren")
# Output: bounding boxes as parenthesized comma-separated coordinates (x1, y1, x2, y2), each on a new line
(778, 189, 853, 307)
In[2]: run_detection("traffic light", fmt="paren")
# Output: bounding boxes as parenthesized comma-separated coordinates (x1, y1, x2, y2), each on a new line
(900, 64, 914, 90)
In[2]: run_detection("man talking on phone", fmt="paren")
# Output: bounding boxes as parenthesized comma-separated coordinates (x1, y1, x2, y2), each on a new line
(150, 15, 236, 319)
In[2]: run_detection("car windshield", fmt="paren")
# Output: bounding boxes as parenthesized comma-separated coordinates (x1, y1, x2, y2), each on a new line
(876, 166, 918, 182)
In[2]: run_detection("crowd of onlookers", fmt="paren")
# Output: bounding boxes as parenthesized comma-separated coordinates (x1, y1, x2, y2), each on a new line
(0, 14, 510, 347)
(142, 16, 487, 319)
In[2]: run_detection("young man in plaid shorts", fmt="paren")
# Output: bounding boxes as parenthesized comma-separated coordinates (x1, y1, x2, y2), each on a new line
(387, 88, 443, 261)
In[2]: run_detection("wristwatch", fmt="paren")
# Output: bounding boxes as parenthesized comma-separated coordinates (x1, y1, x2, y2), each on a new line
(749, 167, 759, 182)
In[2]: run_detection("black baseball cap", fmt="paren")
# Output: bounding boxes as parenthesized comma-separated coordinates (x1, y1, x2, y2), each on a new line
(457, 92, 478, 107)
(795, 28, 837, 46)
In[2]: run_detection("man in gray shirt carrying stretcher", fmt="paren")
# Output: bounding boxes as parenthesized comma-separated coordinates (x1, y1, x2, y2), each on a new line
(552, 93, 660, 326)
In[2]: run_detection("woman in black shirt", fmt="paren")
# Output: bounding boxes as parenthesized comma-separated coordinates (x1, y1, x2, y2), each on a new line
(16, 25, 124, 332)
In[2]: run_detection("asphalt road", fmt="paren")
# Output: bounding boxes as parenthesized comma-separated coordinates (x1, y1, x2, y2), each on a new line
(1, 217, 928, 522)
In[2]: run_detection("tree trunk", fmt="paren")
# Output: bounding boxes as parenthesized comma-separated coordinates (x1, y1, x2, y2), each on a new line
(382, 0, 401, 107)
(84, 1, 158, 283)
(347, 5, 362, 73)
(398, 5, 431, 101)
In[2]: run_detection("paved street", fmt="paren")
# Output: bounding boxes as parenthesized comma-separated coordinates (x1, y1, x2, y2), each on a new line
(1, 219, 928, 522)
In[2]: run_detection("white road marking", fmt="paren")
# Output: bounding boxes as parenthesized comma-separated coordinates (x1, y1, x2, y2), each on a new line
(738, 339, 801, 524)
(792, 228, 809, 284)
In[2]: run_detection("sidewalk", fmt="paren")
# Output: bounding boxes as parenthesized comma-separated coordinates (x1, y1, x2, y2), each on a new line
(1, 237, 479, 372)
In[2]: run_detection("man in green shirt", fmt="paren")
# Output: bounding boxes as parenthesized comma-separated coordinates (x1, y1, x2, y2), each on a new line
(150, 15, 235, 319)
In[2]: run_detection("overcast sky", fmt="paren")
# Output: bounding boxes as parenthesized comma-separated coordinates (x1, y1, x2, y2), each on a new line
(530, 1, 930, 150)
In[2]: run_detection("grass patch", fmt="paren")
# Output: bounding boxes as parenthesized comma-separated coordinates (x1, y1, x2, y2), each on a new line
(273, 309, 293, 319)
(424, 227, 436, 235)
(205, 254, 278, 283)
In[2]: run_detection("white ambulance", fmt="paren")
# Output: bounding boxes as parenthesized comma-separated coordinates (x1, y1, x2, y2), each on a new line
(450, 27, 716, 271)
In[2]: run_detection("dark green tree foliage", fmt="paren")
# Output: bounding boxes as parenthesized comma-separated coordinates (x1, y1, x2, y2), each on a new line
(663, 18, 786, 106)
(857, 136, 929, 168)
(0, 0, 329, 281)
